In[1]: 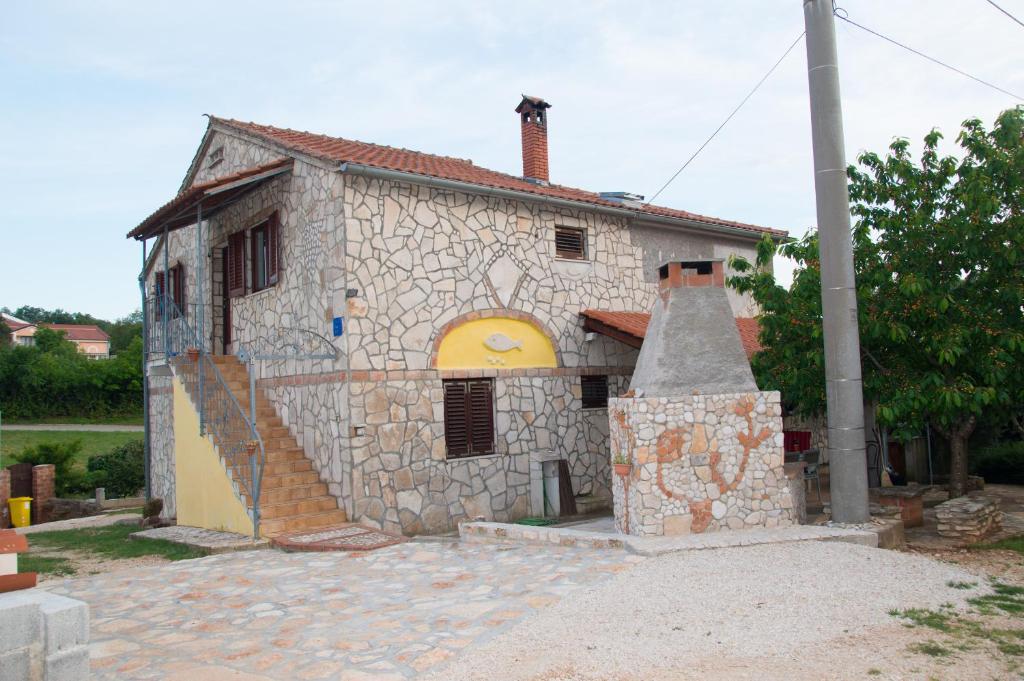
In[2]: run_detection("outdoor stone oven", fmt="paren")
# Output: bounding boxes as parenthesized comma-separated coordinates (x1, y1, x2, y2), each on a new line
(609, 260, 796, 536)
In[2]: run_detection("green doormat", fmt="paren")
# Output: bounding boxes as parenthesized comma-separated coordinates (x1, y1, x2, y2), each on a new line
(515, 517, 559, 526)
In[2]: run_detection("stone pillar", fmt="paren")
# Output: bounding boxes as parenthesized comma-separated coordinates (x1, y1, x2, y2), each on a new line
(784, 462, 807, 525)
(0, 469, 10, 529)
(31, 464, 55, 525)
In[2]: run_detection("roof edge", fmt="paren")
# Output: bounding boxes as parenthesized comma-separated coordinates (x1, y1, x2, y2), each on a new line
(339, 163, 786, 242)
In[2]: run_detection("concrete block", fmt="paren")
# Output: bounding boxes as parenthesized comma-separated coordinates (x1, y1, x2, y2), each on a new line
(44, 646, 90, 681)
(0, 648, 32, 681)
(0, 594, 42, 654)
(38, 593, 89, 654)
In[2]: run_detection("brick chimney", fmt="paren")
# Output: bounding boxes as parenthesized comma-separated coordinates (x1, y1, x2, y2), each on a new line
(515, 95, 551, 183)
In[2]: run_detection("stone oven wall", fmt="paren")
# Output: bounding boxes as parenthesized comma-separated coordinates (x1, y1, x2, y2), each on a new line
(609, 391, 795, 536)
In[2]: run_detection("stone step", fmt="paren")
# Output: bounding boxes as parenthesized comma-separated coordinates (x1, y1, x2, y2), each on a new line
(259, 470, 322, 488)
(262, 458, 313, 476)
(261, 509, 349, 537)
(259, 496, 340, 520)
(264, 447, 308, 463)
(247, 482, 329, 505)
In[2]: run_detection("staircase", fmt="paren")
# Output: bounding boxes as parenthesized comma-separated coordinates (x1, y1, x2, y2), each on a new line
(185, 355, 347, 536)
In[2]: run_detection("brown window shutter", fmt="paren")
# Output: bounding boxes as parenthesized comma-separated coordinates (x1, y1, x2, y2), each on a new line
(267, 213, 280, 285)
(467, 380, 495, 455)
(443, 381, 469, 458)
(154, 271, 165, 297)
(173, 264, 186, 312)
(227, 232, 245, 297)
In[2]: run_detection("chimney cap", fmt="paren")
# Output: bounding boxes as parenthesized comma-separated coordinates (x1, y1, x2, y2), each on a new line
(515, 95, 552, 113)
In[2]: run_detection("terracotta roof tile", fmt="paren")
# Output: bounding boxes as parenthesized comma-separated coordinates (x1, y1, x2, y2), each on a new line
(43, 324, 110, 342)
(581, 309, 762, 359)
(210, 117, 786, 238)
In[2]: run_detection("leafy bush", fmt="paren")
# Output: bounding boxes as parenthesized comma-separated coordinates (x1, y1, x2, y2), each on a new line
(969, 442, 1024, 485)
(14, 440, 87, 496)
(0, 333, 142, 421)
(87, 440, 144, 498)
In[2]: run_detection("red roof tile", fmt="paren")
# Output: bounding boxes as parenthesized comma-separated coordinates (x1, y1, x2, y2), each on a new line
(43, 324, 110, 342)
(209, 117, 786, 238)
(581, 309, 762, 359)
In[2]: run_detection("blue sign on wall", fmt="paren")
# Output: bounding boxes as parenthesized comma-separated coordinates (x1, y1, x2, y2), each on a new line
(332, 317, 344, 337)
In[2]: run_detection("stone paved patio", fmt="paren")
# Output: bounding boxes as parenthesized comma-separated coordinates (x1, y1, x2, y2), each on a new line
(43, 539, 643, 679)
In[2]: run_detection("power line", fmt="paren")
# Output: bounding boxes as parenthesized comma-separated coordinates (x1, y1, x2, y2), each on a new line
(645, 31, 806, 206)
(985, 0, 1024, 29)
(834, 9, 1024, 100)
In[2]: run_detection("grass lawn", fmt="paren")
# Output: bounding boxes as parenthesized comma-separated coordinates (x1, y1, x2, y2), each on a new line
(972, 535, 1024, 556)
(0, 430, 143, 471)
(24, 524, 205, 576)
(1, 415, 144, 426)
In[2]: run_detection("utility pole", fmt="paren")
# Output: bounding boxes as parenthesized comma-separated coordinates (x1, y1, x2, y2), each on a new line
(803, 0, 870, 523)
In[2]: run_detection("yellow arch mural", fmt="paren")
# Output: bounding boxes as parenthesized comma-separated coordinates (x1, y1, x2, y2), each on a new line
(436, 317, 558, 369)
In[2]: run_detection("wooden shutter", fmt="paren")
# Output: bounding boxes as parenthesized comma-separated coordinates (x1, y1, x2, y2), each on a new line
(154, 271, 165, 298)
(227, 232, 245, 297)
(172, 263, 185, 312)
(267, 213, 280, 286)
(467, 380, 495, 454)
(555, 227, 586, 259)
(443, 380, 470, 457)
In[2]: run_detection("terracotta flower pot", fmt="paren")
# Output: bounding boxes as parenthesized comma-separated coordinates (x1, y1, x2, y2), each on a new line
(186, 347, 200, 362)
(613, 462, 632, 477)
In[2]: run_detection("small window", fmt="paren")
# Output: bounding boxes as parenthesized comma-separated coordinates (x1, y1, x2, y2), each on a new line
(581, 375, 609, 409)
(443, 379, 495, 458)
(249, 213, 280, 293)
(555, 226, 586, 260)
(207, 146, 224, 168)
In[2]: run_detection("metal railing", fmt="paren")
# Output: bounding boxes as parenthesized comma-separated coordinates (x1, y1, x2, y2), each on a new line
(145, 295, 265, 537)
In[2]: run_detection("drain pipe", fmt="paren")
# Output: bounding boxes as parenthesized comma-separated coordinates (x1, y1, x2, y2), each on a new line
(140, 239, 152, 499)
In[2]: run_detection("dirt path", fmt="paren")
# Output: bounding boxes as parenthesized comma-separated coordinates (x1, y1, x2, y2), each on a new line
(29, 546, 173, 583)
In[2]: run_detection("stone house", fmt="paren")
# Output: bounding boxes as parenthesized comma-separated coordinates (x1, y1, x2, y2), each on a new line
(130, 95, 785, 537)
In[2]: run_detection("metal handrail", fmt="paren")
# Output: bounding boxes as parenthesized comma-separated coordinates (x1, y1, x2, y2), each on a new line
(145, 296, 265, 537)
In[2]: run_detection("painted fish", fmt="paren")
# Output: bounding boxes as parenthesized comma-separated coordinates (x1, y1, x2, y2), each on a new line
(484, 333, 523, 352)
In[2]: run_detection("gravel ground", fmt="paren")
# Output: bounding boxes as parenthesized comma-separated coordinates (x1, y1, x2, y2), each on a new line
(428, 541, 989, 681)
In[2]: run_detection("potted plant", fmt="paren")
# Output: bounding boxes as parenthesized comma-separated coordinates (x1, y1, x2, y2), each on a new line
(612, 453, 632, 477)
(186, 346, 200, 362)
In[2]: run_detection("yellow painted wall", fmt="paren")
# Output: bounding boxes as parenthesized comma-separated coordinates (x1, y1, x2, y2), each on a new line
(173, 378, 255, 536)
(436, 317, 557, 369)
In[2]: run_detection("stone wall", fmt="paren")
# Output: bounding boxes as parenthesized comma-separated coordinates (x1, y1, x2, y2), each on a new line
(609, 391, 795, 536)
(146, 374, 176, 518)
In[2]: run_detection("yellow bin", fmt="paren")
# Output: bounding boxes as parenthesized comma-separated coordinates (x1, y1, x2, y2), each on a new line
(8, 497, 32, 528)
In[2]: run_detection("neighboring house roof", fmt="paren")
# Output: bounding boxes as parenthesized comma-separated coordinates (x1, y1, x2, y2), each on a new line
(2, 314, 33, 332)
(42, 324, 110, 342)
(207, 117, 787, 239)
(580, 309, 763, 359)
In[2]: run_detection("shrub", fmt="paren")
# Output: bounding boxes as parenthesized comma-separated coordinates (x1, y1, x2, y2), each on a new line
(14, 440, 87, 496)
(87, 440, 144, 498)
(969, 441, 1024, 485)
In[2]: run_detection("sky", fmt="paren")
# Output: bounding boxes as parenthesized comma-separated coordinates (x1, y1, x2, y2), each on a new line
(1, 1, 1021, 321)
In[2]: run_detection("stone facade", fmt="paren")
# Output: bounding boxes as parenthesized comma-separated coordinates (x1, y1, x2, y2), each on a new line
(142, 122, 767, 536)
(146, 375, 176, 518)
(608, 391, 796, 536)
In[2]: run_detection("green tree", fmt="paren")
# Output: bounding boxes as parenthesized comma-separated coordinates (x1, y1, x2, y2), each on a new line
(730, 108, 1024, 498)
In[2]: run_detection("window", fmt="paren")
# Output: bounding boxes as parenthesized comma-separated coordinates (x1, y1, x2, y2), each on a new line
(154, 264, 185, 316)
(555, 226, 586, 260)
(248, 214, 280, 293)
(581, 375, 609, 409)
(443, 379, 496, 458)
